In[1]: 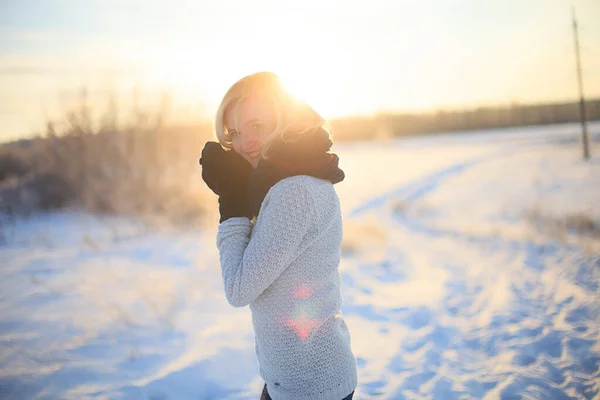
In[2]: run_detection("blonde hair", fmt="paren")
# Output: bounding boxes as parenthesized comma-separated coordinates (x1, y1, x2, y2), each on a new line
(214, 71, 329, 154)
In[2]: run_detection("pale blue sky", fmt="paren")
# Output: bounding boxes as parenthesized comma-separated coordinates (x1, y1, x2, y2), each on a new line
(1, 0, 599, 140)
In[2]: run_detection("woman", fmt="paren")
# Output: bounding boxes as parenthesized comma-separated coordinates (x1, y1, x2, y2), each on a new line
(199, 71, 357, 400)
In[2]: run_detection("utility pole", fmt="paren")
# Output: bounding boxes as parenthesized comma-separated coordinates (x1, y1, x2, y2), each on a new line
(572, 6, 590, 160)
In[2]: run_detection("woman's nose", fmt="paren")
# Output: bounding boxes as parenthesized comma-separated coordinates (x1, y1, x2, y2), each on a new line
(242, 132, 260, 150)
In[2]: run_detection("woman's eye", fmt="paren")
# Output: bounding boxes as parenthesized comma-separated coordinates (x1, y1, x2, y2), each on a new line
(230, 130, 239, 137)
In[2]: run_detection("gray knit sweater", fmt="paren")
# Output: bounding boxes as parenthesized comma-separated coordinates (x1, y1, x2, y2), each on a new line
(216, 175, 357, 400)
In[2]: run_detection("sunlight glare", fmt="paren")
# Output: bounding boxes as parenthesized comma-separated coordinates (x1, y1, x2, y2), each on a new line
(141, 19, 368, 119)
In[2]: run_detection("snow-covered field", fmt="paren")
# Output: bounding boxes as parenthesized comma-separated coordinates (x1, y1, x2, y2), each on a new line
(1, 122, 599, 399)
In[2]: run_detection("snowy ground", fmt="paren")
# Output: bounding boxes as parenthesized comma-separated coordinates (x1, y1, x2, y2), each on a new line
(1, 122, 600, 399)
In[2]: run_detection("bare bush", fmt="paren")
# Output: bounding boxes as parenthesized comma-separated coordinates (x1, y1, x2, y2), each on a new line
(1, 98, 214, 225)
(0, 151, 30, 181)
(0, 172, 73, 215)
(527, 209, 600, 239)
(526, 208, 600, 254)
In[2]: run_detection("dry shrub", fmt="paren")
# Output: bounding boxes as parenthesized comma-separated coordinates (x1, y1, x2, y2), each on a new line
(0, 151, 30, 181)
(527, 209, 600, 238)
(3, 103, 214, 225)
(0, 172, 73, 215)
(526, 208, 600, 253)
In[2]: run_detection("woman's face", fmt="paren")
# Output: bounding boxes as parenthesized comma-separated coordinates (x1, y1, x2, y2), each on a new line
(225, 94, 277, 168)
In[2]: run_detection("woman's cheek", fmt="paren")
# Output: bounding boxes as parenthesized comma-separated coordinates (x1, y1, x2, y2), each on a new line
(232, 139, 242, 155)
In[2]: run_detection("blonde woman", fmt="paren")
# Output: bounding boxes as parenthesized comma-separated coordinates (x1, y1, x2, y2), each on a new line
(199, 72, 357, 400)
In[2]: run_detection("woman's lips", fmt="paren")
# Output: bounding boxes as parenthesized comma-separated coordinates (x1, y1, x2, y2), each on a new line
(247, 150, 260, 159)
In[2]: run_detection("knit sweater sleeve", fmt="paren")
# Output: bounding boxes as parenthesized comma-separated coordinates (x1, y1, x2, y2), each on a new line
(216, 178, 316, 308)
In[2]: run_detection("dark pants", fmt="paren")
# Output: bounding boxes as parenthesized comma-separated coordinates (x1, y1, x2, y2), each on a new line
(260, 384, 354, 400)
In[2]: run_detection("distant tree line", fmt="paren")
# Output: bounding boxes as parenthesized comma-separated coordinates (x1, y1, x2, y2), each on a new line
(330, 98, 600, 141)
(3, 98, 599, 150)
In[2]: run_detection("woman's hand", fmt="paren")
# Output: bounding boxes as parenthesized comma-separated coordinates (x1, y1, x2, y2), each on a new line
(199, 142, 254, 223)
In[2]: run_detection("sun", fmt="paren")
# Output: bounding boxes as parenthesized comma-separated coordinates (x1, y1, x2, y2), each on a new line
(140, 31, 363, 120)
(279, 74, 318, 106)
(277, 71, 349, 119)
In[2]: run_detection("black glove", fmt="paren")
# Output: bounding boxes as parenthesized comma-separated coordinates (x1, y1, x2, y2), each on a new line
(199, 142, 254, 223)
(266, 127, 333, 164)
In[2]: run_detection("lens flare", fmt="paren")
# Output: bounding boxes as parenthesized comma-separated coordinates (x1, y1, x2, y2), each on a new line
(294, 284, 313, 299)
(285, 311, 318, 342)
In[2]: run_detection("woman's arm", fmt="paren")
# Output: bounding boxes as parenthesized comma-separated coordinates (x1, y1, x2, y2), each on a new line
(216, 178, 316, 307)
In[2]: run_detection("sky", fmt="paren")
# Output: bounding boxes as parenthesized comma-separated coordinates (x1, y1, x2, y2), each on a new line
(1, 0, 600, 140)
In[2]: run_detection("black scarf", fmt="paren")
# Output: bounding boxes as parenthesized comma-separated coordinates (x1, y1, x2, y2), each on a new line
(247, 127, 345, 218)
